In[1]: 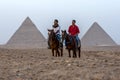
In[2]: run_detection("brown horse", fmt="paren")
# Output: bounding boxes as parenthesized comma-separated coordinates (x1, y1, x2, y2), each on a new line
(48, 29, 63, 57)
(61, 30, 81, 58)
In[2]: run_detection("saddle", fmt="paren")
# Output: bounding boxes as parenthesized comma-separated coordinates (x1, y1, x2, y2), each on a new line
(69, 36, 81, 47)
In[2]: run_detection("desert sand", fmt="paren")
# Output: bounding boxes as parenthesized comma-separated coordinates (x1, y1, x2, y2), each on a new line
(0, 48, 120, 80)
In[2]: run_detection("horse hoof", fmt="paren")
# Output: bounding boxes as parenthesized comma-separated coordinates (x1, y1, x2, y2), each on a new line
(73, 56, 77, 58)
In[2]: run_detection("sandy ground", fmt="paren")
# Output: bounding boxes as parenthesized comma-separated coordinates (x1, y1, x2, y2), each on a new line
(0, 48, 120, 80)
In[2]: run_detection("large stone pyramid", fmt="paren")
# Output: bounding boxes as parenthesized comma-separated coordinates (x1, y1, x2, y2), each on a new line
(6, 17, 47, 49)
(81, 22, 117, 47)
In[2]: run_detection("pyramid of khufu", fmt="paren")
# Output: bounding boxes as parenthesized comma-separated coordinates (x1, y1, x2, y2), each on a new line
(81, 22, 117, 47)
(6, 17, 47, 49)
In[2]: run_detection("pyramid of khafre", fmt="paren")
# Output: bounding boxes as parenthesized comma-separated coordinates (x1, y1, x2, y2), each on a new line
(81, 22, 117, 47)
(6, 17, 47, 49)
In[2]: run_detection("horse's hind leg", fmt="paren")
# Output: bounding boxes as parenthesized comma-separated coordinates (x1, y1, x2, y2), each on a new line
(78, 40, 81, 58)
(52, 49, 54, 56)
(61, 49, 63, 57)
(78, 47, 81, 58)
(56, 49, 60, 57)
(68, 49, 71, 57)
(58, 50, 60, 57)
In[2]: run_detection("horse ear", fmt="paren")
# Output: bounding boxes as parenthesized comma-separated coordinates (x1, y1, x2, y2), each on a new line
(48, 29, 50, 32)
(51, 29, 54, 32)
(48, 29, 53, 32)
(61, 30, 63, 32)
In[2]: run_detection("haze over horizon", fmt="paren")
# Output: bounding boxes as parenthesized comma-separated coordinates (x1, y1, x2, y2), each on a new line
(0, 0, 120, 45)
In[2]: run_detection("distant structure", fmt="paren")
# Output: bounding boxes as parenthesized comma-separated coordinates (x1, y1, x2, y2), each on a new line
(6, 17, 47, 49)
(81, 22, 117, 47)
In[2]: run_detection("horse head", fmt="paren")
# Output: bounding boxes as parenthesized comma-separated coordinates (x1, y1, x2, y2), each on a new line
(61, 30, 68, 42)
(48, 29, 56, 41)
(61, 30, 74, 47)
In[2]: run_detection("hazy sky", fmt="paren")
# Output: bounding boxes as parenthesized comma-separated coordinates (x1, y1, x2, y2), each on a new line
(0, 0, 120, 44)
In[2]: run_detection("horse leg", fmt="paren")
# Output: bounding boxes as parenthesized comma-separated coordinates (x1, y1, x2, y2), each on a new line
(61, 48, 63, 57)
(73, 49, 77, 58)
(52, 49, 54, 56)
(72, 50, 74, 58)
(68, 49, 71, 57)
(55, 49, 57, 57)
(78, 40, 81, 58)
(78, 47, 81, 58)
(57, 49, 60, 57)
(56, 49, 60, 57)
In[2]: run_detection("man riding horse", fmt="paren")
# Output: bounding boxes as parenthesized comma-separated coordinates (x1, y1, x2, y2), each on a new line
(48, 19, 61, 49)
(67, 20, 81, 49)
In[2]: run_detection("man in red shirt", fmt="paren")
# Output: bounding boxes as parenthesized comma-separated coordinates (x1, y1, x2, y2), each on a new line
(68, 20, 80, 36)
(68, 20, 80, 48)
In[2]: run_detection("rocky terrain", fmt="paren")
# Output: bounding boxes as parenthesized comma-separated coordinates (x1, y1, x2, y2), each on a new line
(0, 48, 120, 80)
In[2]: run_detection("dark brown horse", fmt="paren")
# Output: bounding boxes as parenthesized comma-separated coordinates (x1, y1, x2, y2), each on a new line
(61, 30, 81, 58)
(48, 29, 63, 57)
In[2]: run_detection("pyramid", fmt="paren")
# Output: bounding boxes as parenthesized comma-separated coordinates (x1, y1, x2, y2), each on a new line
(81, 22, 117, 47)
(6, 17, 47, 48)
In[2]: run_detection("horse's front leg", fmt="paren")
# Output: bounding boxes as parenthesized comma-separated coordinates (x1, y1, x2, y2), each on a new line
(73, 49, 77, 58)
(52, 49, 54, 56)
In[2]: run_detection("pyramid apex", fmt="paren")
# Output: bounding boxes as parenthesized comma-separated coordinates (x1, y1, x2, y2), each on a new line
(91, 22, 102, 29)
(21, 17, 33, 26)
(25, 16, 31, 20)
(92, 22, 99, 25)
(26, 16, 30, 18)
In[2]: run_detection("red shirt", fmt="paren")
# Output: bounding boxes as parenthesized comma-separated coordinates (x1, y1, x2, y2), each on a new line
(68, 25, 80, 36)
